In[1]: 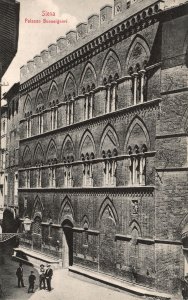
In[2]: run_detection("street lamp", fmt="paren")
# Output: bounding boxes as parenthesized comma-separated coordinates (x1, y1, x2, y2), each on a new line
(23, 216, 32, 232)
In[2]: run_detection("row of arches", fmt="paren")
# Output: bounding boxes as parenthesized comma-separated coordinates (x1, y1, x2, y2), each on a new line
(30, 195, 141, 236)
(22, 117, 150, 167)
(23, 35, 150, 116)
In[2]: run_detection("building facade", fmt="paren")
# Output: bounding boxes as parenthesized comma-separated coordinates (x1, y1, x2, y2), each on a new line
(0, 0, 20, 231)
(2, 83, 20, 233)
(17, 0, 188, 298)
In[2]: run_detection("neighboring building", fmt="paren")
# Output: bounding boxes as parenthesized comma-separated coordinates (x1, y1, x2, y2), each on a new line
(0, 0, 20, 231)
(0, 105, 8, 227)
(2, 83, 20, 233)
(16, 0, 188, 299)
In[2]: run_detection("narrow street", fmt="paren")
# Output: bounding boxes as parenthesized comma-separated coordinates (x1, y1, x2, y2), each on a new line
(0, 254, 142, 300)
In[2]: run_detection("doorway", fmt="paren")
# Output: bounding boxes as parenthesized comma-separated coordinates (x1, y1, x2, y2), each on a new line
(62, 220, 73, 268)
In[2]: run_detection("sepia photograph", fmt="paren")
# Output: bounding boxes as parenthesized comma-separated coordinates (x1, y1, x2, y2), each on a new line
(0, 0, 187, 299)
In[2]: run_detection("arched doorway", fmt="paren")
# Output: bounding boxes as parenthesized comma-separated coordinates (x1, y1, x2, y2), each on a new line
(62, 219, 73, 268)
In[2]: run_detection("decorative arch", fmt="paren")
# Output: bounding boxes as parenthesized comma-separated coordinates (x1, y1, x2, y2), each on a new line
(46, 139, 57, 163)
(62, 72, 77, 100)
(22, 145, 32, 166)
(61, 135, 75, 162)
(100, 124, 119, 155)
(82, 215, 90, 229)
(23, 95, 32, 114)
(129, 220, 142, 237)
(100, 49, 121, 83)
(80, 61, 97, 89)
(48, 81, 59, 104)
(58, 196, 74, 225)
(126, 35, 150, 73)
(79, 130, 96, 158)
(32, 196, 44, 220)
(99, 197, 119, 225)
(35, 88, 44, 108)
(124, 116, 150, 152)
(33, 142, 45, 164)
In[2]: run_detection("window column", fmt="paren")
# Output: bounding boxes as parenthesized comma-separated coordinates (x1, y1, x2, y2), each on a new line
(139, 70, 146, 103)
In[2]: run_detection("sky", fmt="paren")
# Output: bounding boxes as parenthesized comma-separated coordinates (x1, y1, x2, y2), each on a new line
(2, 0, 113, 94)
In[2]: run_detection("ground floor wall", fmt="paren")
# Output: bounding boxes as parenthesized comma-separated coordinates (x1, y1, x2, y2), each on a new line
(18, 189, 184, 296)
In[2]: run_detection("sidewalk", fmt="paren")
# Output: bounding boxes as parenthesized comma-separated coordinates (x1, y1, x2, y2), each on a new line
(0, 255, 141, 300)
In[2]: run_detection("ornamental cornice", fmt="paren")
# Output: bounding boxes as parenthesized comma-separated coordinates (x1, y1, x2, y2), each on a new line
(18, 186, 154, 196)
(19, 98, 161, 143)
(19, 1, 163, 95)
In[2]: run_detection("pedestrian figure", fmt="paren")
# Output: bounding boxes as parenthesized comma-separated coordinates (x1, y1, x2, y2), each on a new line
(39, 264, 46, 289)
(28, 271, 36, 293)
(45, 264, 53, 291)
(16, 262, 25, 288)
(182, 274, 188, 300)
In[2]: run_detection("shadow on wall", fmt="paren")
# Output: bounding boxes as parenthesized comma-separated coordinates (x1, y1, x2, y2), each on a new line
(2, 209, 21, 234)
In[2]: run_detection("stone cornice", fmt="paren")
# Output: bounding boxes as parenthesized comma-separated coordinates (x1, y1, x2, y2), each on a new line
(18, 186, 155, 196)
(18, 151, 156, 171)
(19, 0, 164, 95)
(19, 98, 161, 144)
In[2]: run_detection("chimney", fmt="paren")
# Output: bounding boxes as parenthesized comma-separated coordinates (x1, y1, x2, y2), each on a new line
(66, 30, 77, 46)
(40, 50, 49, 63)
(57, 37, 67, 51)
(88, 14, 99, 32)
(76, 22, 87, 39)
(100, 5, 112, 24)
(48, 43, 57, 57)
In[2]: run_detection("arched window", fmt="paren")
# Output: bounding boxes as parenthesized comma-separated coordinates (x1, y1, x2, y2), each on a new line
(24, 95, 32, 138)
(80, 131, 95, 187)
(100, 125, 119, 187)
(63, 73, 77, 126)
(104, 73, 119, 113)
(126, 37, 150, 106)
(128, 144, 147, 186)
(48, 82, 59, 130)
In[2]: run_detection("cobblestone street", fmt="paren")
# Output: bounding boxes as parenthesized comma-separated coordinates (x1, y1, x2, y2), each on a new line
(0, 255, 142, 300)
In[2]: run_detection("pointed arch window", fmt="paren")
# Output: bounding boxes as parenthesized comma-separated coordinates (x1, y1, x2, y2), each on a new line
(83, 84, 95, 120)
(104, 73, 119, 114)
(128, 144, 147, 186)
(35, 163, 42, 188)
(65, 94, 74, 125)
(25, 112, 32, 138)
(50, 100, 58, 130)
(102, 149, 117, 186)
(63, 155, 74, 187)
(25, 170, 30, 188)
(129, 64, 147, 105)
(48, 159, 57, 187)
(36, 105, 44, 134)
(81, 152, 94, 187)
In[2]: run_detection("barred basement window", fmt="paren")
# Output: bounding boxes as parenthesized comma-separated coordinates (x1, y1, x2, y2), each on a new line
(33, 217, 42, 235)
